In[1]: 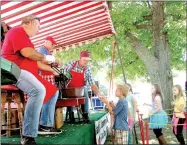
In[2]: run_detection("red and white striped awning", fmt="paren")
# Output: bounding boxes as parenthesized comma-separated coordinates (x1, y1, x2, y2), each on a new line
(1, 1, 115, 52)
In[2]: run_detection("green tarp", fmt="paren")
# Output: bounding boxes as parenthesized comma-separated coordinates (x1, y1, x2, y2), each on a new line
(1, 111, 107, 145)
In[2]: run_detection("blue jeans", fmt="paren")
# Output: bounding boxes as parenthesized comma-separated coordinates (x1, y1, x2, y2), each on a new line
(40, 91, 59, 127)
(16, 70, 58, 137)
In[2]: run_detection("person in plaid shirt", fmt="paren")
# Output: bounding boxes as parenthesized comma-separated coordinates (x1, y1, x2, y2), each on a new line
(100, 84, 129, 144)
(64, 50, 105, 123)
(37, 36, 62, 135)
(37, 36, 58, 85)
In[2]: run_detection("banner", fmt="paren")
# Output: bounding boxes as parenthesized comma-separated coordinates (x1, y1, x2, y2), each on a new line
(95, 113, 110, 145)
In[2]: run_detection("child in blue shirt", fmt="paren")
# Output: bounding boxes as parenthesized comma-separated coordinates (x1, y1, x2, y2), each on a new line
(100, 84, 129, 144)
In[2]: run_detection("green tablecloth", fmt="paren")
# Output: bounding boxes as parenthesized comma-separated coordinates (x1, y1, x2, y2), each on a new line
(1, 111, 107, 144)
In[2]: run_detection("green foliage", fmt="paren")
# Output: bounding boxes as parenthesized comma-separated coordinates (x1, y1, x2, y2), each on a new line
(165, 2, 186, 70)
(56, 2, 186, 81)
(55, 37, 113, 76)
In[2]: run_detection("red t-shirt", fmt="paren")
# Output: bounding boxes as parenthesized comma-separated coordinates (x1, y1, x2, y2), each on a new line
(1, 26, 58, 104)
(1, 26, 38, 74)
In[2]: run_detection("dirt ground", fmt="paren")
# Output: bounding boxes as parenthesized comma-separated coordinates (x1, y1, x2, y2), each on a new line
(105, 118, 187, 144)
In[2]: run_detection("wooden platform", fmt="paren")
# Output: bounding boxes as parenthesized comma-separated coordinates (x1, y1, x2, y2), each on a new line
(1, 111, 107, 145)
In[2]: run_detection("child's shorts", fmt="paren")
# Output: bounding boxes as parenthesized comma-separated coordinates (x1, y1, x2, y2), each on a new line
(114, 130, 128, 144)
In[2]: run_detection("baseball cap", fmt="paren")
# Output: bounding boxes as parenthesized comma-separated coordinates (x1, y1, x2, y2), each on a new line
(45, 36, 57, 45)
(80, 50, 91, 60)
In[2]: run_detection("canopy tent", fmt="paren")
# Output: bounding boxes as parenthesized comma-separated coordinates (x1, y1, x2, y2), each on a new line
(1, 1, 128, 85)
(1, 1, 115, 53)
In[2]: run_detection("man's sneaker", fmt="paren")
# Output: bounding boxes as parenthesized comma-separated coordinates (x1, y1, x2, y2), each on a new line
(21, 137, 36, 145)
(38, 125, 62, 135)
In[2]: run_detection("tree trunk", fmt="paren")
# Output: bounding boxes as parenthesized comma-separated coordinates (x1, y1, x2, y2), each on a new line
(126, 2, 173, 110)
(152, 2, 173, 110)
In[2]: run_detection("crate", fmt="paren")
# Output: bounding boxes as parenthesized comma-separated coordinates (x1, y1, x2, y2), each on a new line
(92, 97, 104, 110)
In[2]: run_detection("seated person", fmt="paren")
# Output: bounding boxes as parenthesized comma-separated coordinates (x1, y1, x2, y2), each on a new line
(1, 15, 61, 145)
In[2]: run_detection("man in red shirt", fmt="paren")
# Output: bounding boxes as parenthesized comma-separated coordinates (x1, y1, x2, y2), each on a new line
(2, 15, 61, 145)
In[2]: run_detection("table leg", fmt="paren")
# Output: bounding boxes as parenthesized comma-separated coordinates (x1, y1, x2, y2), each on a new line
(77, 107, 80, 121)
(7, 92, 12, 137)
(1, 93, 7, 130)
(15, 93, 23, 139)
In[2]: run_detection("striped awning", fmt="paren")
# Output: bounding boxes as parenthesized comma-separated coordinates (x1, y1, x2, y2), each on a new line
(1, 1, 115, 52)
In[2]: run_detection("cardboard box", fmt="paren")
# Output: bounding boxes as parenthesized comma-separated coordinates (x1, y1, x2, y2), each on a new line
(55, 108, 64, 129)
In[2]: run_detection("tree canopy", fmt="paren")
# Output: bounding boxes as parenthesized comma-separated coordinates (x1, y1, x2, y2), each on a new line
(56, 1, 186, 81)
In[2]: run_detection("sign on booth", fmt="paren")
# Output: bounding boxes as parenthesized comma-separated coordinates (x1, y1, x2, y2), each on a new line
(95, 113, 110, 145)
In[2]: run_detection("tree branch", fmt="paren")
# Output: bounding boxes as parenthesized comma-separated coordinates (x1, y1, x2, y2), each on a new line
(146, 1, 152, 9)
(107, 1, 112, 11)
(136, 24, 152, 30)
(125, 31, 158, 68)
(143, 14, 152, 21)
(133, 15, 152, 29)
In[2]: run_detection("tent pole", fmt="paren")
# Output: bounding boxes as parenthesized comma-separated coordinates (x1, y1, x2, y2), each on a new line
(115, 35, 127, 83)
